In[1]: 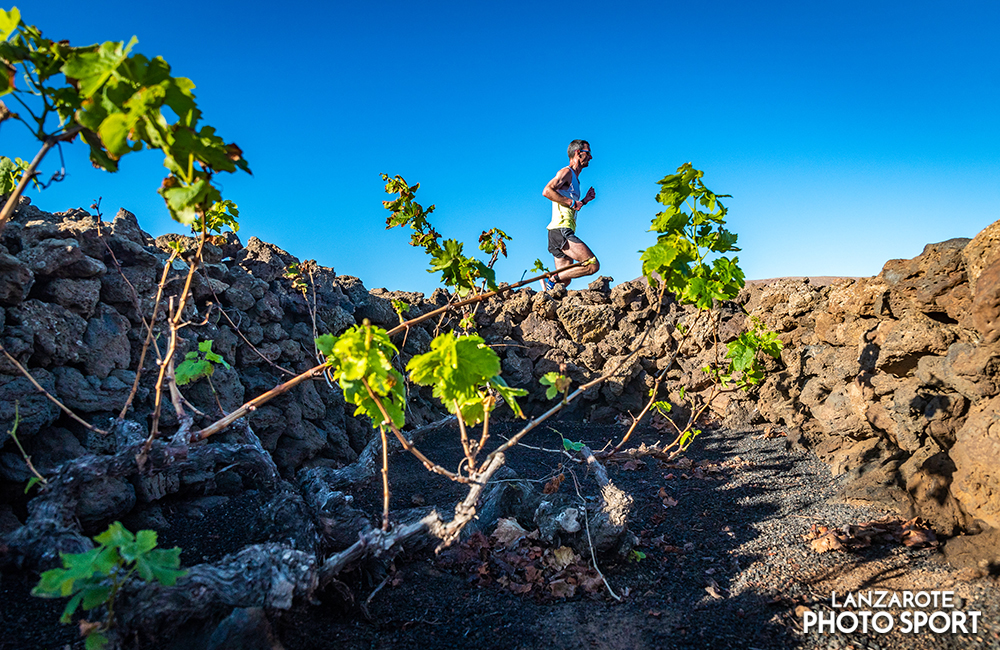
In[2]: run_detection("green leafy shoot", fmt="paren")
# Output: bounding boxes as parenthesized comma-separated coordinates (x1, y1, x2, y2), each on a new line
(382, 174, 499, 297)
(530, 259, 550, 275)
(317, 322, 406, 429)
(702, 321, 783, 389)
(390, 299, 410, 324)
(194, 199, 239, 236)
(478, 227, 512, 268)
(25, 475, 42, 493)
(33, 522, 185, 650)
(678, 428, 701, 451)
(0, 156, 33, 196)
(540, 371, 570, 401)
(407, 332, 526, 426)
(174, 339, 229, 386)
(561, 436, 584, 452)
(285, 261, 308, 297)
(651, 401, 672, 417)
(628, 549, 647, 562)
(639, 163, 743, 309)
(458, 312, 476, 332)
(0, 9, 249, 227)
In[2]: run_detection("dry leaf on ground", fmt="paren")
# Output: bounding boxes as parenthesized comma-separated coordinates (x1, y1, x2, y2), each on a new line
(548, 546, 577, 571)
(549, 579, 577, 598)
(542, 473, 565, 494)
(803, 516, 937, 553)
(491, 518, 529, 549)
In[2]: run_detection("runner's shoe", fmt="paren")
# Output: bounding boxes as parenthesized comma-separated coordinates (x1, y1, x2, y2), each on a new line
(540, 278, 556, 291)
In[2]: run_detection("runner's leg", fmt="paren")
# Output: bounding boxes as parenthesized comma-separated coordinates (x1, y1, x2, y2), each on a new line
(552, 239, 599, 287)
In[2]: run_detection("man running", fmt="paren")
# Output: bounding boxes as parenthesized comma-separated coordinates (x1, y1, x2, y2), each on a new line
(542, 139, 599, 290)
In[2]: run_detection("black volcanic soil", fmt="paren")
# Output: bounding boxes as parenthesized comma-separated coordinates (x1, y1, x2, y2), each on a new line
(4, 422, 1000, 650)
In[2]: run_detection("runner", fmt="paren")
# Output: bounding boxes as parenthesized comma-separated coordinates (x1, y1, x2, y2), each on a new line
(542, 139, 599, 289)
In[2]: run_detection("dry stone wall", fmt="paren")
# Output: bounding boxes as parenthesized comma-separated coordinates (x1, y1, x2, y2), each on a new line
(1, 198, 998, 554)
(0, 200, 444, 485)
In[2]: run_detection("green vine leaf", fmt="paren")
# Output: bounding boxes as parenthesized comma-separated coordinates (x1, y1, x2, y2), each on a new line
(640, 163, 744, 308)
(174, 339, 228, 386)
(317, 323, 405, 429)
(530, 259, 549, 274)
(540, 371, 570, 401)
(0, 7, 20, 42)
(33, 522, 185, 648)
(407, 332, 512, 427)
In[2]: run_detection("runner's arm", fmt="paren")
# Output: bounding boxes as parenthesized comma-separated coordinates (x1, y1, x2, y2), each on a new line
(543, 168, 577, 208)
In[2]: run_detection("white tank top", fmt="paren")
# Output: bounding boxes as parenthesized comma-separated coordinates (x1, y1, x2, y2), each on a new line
(548, 167, 580, 230)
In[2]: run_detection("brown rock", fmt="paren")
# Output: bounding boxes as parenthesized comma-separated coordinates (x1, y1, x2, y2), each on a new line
(883, 378, 929, 452)
(826, 277, 891, 317)
(497, 288, 534, 323)
(943, 528, 1000, 571)
(917, 342, 1000, 401)
(555, 303, 616, 344)
(879, 238, 970, 321)
(950, 394, 1000, 529)
(587, 276, 613, 294)
(899, 440, 968, 536)
(610, 277, 650, 311)
(971, 255, 1000, 344)
(531, 291, 559, 320)
(962, 218, 1000, 294)
(872, 313, 957, 376)
(740, 279, 825, 332)
(810, 384, 875, 440)
(813, 312, 876, 347)
(830, 437, 884, 476)
(516, 312, 564, 351)
(836, 459, 915, 517)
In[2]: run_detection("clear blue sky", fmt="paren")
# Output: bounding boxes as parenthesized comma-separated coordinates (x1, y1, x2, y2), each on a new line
(5, 1, 999, 295)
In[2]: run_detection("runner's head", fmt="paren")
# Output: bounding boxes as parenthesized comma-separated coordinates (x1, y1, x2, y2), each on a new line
(568, 139, 590, 159)
(568, 140, 592, 168)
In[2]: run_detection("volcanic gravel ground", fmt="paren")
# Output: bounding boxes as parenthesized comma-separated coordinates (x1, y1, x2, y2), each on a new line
(4, 423, 999, 650)
(279, 422, 1000, 650)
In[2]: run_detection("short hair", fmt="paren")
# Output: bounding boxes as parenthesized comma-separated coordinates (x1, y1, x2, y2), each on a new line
(567, 139, 589, 159)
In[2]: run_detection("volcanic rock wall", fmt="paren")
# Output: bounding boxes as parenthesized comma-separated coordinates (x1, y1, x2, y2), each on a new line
(740, 223, 1000, 542)
(1, 199, 997, 551)
(0, 200, 688, 492)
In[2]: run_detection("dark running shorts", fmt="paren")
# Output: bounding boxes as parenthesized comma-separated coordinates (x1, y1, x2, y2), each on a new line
(547, 227, 583, 259)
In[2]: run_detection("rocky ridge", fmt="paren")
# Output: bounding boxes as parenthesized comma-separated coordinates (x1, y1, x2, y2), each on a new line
(738, 224, 1000, 570)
